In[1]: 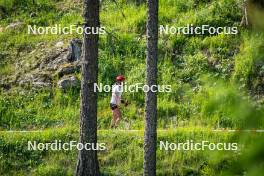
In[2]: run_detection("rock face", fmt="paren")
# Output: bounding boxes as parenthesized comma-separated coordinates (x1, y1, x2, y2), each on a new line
(5, 21, 24, 30)
(13, 38, 83, 90)
(56, 64, 81, 78)
(18, 72, 52, 88)
(55, 41, 64, 48)
(32, 81, 52, 88)
(38, 38, 82, 71)
(57, 75, 80, 89)
(39, 48, 68, 71)
(66, 39, 82, 62)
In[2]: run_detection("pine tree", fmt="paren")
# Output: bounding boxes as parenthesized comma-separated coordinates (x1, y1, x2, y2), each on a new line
(75, 0, 100, 175)
(144, 0, 159, 175)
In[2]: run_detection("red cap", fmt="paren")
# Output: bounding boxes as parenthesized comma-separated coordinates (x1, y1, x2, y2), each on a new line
(116, 75, 125, 81)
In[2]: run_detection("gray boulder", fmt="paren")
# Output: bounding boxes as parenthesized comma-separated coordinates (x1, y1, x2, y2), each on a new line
(18, 72, 52, 88)
(32, 81, 52, 88)
(56, 63, 81, 78)
(38, 39, 82, 71)
(57, 75, 80, 89)
(5, 21, 24, 30)
(66, 39, 82, 62)
(39, 48, 68, 71)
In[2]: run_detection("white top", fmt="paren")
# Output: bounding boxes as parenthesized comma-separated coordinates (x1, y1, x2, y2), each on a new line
(110, 84, 123, 105)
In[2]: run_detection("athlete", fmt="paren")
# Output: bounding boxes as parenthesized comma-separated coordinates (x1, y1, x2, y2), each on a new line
(110, 75, 128, 128)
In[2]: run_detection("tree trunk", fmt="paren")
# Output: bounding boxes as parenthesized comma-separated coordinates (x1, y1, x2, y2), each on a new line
(75, 0, 100, 176)
(240, 0, 249, 27)
(144, 0, 158, 175)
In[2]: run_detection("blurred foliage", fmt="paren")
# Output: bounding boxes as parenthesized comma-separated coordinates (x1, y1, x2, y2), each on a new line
(0, 0, 264, 175)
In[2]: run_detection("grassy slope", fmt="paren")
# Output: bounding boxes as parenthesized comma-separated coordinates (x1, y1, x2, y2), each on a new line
(1, 0, 264, 175)
(1, 0, 263, 130)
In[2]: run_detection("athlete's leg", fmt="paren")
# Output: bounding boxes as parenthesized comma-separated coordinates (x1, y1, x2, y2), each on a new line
(114, 108, 122, 126)
(111, 109, 117, 128)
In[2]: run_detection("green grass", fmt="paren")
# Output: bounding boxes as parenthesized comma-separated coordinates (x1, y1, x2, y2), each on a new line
(1, 0, 264, 175)
(233, 32, 264, 89)
(2, 128, 262, 176)
(0, 0, 263, 130)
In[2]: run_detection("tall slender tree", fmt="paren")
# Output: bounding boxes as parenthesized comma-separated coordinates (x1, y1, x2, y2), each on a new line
(144, 0, 158, 175)
(75, 0, 100, 175)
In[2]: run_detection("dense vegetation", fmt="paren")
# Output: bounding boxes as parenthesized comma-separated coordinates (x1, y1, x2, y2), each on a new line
(0, 0, 264, 175)
(2, 127, 262, 175)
